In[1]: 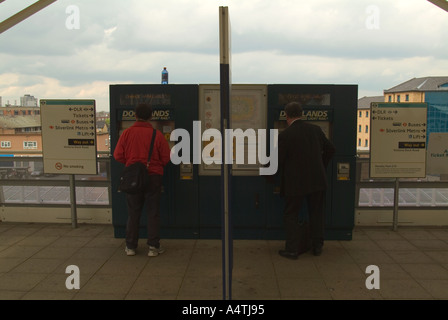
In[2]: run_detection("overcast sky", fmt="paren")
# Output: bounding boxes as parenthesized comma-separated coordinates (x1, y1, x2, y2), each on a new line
(1, 0, 447, 111)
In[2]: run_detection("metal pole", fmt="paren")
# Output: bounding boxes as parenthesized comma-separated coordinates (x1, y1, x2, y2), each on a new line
(0, 0, 58, 34)
(223, 119, 230, 300)
(428, 0, 448, 13)
(219, 6, 232, 300)
(69, 174, 78, 228)
(393, 178, 399, 231)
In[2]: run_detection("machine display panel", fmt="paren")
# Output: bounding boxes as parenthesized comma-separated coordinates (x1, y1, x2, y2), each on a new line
(199, 84, 268, 176)
(117, 107, 175, 149)
(273, 92, 333, 140)
(275, 107, 333, 140)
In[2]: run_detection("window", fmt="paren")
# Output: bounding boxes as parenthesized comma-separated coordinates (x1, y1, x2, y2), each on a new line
(359, 125, 362, 133)
(1, 141, 11, 148)
(366, 111, 369, 117)
(359, 111, 362, 117)
(23, 141, 37, 149)
(388, 96, 392, 102)
(397, 95, 401, 102)
(365, 125, 369, 133)
(405, 94, 409, 102)
(365, 139, 368, 147)
(358, 138, 361, 147)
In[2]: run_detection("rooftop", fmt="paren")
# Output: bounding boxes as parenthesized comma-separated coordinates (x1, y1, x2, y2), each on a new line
(358, 96, 384, 109)
(0, 115, 41, 129)
(384, 76, 448, 93)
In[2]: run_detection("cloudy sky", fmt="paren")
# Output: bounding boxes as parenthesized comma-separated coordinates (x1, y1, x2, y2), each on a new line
(1, 0, 447, 112)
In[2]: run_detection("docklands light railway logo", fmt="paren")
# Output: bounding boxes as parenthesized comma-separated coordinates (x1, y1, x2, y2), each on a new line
(122, 110, 171, 121)
(170, 121, 278, 176)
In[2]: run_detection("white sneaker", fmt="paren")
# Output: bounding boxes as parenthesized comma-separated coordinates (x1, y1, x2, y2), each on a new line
(148, 246, 165, 257)
(125, 247, 136, 256)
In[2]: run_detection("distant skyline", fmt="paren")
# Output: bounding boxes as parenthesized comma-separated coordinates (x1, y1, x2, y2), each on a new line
(1, 0, 448, 111)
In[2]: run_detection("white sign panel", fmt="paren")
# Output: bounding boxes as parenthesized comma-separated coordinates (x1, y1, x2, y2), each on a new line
(198, 84, 267, 176)
(40, 99, 97, 175)
(427, 132, 448, 175)
(370, 102, 427, 178)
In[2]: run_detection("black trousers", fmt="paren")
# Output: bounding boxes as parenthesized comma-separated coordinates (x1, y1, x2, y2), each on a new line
(284, 190, 325, 252)
(125, 175, 163, 249)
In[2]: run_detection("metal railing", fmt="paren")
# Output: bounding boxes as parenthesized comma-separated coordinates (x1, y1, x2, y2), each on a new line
(1, 152, 447, 210)
(355, 155, 448, 209)
(0, 152, 111, 207)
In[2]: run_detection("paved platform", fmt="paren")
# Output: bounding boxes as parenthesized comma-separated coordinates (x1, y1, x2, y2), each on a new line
(1, 222, 448, 300)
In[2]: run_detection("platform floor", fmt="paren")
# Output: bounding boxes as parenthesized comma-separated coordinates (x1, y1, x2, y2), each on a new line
(1, 222, 448, 300)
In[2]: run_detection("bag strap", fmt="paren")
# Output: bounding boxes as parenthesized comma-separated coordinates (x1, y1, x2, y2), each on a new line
(147, 129, 157, 165)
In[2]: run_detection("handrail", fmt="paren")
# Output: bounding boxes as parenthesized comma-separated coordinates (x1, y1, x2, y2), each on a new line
(0, 154, 447, 209)
(355, 156, 448, 209)
(0, 155, 111, 207)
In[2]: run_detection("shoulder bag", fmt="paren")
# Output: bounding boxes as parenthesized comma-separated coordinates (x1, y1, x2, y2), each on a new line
(118, 129, 157, 194)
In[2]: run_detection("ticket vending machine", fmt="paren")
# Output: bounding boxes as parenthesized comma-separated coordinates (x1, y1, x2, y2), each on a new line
(110, 84, 356, 240)
(267, 84, 358, 240)
(110, 84, 199, 239)
(197, 84, 269, 238)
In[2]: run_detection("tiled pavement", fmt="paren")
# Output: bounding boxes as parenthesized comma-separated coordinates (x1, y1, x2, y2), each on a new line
(1, 222, 448, 300)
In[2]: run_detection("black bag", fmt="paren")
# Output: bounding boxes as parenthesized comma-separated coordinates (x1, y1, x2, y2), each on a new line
(119, 129, 157, 194)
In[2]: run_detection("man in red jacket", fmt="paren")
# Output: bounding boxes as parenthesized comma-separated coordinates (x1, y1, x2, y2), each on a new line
(114, 103, 171, 257)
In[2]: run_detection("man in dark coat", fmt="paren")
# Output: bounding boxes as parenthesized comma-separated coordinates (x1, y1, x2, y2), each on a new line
(278, 102, 336, 259)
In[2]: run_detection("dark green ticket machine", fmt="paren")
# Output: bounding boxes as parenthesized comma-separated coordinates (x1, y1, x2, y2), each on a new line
(110, 84, 200, 239)
(110, 83, 357, 241)
(267, 84, 358, 240)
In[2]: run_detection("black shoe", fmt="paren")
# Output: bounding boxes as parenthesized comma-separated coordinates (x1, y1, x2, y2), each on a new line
(312, 246, 323, 256)
(279, 250, 299, 260)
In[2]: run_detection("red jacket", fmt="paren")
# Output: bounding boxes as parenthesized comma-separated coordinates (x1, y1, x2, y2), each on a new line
(113, 121, 171, 175)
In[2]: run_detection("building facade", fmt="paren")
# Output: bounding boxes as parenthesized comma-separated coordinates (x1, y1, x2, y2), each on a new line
(384, 76, 448, 142)
(384, 76, 448, 103)
(357, 96, 383, 152)
(0, 106, 110, 155)
(20, 94, 38, 107)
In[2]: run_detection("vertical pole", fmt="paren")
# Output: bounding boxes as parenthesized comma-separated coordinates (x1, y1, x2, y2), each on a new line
(393, 178, 399, 231)
(219, 6, 232, 301)
(223, 119, 230, 300)
(69, 174, 78, 228)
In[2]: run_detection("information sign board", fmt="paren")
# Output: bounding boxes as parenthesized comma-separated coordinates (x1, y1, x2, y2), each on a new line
(40, 99, 97, 175)
(370, 102, 427, 178)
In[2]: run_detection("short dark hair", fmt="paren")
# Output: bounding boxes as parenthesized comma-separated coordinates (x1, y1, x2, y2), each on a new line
(284, 102, 303, 118)
(135, 103, 152, 120)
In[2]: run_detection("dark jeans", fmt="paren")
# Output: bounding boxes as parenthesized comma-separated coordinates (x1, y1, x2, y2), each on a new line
(284, 191, 325, 252)
(125, 175, 163, 249)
